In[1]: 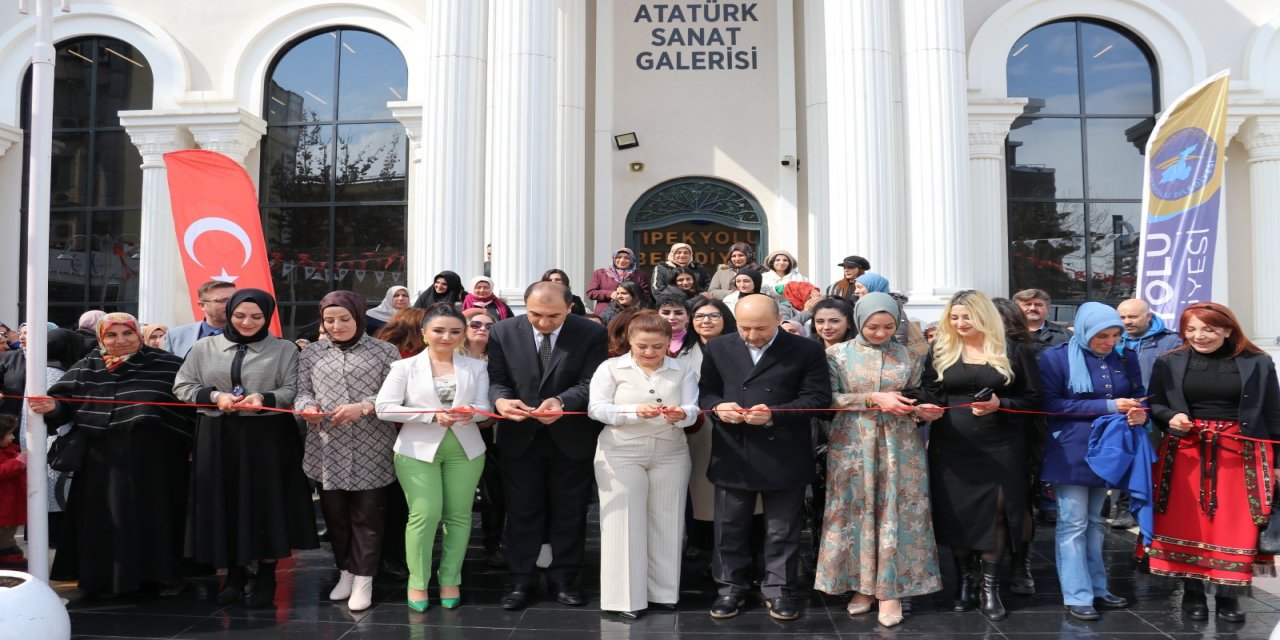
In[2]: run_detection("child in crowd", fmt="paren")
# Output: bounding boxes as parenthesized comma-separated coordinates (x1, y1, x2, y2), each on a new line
(0, 415, 26, 570)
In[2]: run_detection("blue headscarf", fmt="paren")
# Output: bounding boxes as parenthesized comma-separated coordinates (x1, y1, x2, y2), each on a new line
(855, 272, 890, 294)
(1067, 302, 1124, 394)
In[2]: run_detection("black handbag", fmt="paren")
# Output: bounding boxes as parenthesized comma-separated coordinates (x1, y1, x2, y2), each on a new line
(47, 428, 91, 472)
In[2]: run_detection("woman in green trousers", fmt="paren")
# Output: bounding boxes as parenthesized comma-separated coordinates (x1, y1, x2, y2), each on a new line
(376, 303, 491, 610)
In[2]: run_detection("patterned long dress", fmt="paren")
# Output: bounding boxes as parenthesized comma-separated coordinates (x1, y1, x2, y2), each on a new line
(814, 339, 942, 599)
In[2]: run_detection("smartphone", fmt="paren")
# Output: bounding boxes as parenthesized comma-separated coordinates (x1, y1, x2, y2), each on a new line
(973, 387, 994, 402)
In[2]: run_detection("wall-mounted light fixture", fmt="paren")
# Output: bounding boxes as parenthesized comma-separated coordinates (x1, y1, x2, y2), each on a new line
(629, 162, 645, 172)
(614, 132, 639, 150)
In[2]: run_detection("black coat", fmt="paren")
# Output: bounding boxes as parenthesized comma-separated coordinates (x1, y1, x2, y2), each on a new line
(1148, 348, 1280, 444)
(0, 350, 23, 415)
(698, 330, 832, 491)
(487, 313, 609, 460)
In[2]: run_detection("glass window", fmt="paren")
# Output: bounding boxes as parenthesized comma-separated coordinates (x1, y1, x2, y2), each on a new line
(262, 28, 408, 337)
(21, 37, 152, 322)
(1006, 20, 1157, 303)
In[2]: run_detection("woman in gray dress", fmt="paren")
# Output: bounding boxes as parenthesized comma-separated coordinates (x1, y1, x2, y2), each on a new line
(175, 289, 318, 608)
(297, 291, 400, 611)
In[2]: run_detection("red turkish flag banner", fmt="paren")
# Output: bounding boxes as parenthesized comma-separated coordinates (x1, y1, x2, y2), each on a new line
(164, 149, 282, 336)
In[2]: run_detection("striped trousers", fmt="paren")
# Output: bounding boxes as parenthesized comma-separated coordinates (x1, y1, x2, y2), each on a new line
(593, 429, 691, 611)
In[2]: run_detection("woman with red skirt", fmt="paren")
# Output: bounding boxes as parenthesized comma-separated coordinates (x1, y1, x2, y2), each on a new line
(1147, 302, 1280, 624)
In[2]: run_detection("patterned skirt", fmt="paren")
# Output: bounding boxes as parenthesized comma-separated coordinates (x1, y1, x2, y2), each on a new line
(1149, 420, 1275, 586)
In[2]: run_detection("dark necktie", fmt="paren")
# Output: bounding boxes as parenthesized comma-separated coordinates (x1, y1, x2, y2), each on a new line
(538, 332, 553, 372)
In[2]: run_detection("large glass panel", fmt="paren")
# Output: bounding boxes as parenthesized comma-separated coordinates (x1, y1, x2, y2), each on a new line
(50, 132, 89, 207)
(1086, 202, 1140, 301)
(276, 304, 320, 342)
(1007, 117, 1084, 199)
(336, 30, 409, 121)
(87, 210, 141, 304)
(263, 124, 334, 203)
(94, 40, 153, 127)
(91, 130, 144, 207)
(1006, 21, 1080, 115)
(1085, 118, 1146, 199)
(1009, 201, 1087, 302)
(48, 211, 87, 301)
(335, 124, 406, 202)
(1080, 22, 1155, 115)
(334, 205, 407, 300)
(268, 31, 337, 124)
(51, 41, 93, 129)
(265, 207, 334, 303)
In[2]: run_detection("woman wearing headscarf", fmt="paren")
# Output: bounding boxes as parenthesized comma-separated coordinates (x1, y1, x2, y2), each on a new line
(706, 242, 761, 301)
(542, 269, 587, 315)
(461, 276, 513, 319)
(817, 293, 944, 628)
(414, 271, 467, 309)
(652, 242, 710, 299)
(175, 289, 318, 607)
(1037, 302, 1145, 621)
(853, 272, 890, 297)
(26, 314, 195, 597)
(723, 270, 796, 319)
(1147, 303, 1280, 623)
(367, 286, 412, 335)
(761, 250, 808, 295)
(140, 324, 169, 350)
(296, 291, 401, 611)
(586, 248, 653, 314)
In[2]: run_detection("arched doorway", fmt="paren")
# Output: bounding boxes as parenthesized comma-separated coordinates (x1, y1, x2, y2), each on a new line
(626, 177, 766, 269)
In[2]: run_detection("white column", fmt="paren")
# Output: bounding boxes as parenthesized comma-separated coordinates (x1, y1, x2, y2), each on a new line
(187, 108, 267, 166)
(0, 124, 22, 325)
(902, 0, 970, 301)
(591, 0, 616, 269)
(1240, 116, 1280, 345)
(967, 98, 1028, 297)
(120, 122, 191, 326)
(801, 0, 829, 280)
(820, 0, 898, 283)
(486, 0, 557, 298)
(555, 0, 587, 287)
(773, 0, 799, 257)
(390, 103, 427, 294)
(412, 0, 488, 292)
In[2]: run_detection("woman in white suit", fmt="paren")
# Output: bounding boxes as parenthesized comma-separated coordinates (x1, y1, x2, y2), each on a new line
(588, 310, 699, 619)
(376, 303, 491, 611)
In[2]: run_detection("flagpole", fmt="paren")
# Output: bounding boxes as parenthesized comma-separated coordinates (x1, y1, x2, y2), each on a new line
(21, 0, 63, 582)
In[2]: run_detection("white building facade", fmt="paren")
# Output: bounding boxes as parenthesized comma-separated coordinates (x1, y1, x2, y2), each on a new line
(0, 0, 1277, 346)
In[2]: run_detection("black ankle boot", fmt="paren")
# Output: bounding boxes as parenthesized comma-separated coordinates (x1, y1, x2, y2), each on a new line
(1215, 596, 1245, 623)
(1181, 579, 1208, 620)
(1009, 545, 1035, 595)
(952, 554, 977, 612)
(217, 566, 247, 605)
(247, 562, 277, 608)
(979, 560, 1007, 621)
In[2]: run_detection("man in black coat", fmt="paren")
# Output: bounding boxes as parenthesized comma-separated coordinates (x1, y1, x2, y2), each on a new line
(699, 294, 832, 621)
(487, 281, 608, 610)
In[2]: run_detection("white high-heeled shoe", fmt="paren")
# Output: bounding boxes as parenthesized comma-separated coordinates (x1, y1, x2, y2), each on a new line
(329, 570, 353, 601)
(348, 576, 374, 612)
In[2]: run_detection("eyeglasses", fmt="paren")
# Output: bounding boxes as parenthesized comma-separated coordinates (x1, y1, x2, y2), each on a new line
(692, 313, 723, 321)
(200, 297, 232, 305)
(468, 321, 493, 330)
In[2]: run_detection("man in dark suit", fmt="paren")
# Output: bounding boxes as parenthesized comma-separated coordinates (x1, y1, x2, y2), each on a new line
(488, 281, 608, 610)
(699, 294, 832, 621)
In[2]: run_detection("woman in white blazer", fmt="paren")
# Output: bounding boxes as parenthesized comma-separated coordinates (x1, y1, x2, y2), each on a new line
(588, 310, 699, 619)
(376, 303, 491, 611)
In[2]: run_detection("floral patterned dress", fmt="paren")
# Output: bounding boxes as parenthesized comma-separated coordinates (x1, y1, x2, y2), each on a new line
(814, 339, 942, 599)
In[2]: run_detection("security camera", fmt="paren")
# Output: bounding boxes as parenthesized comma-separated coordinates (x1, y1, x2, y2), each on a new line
(781, 155, 794, 167)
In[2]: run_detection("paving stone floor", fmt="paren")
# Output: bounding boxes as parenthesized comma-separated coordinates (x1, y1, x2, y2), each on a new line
(51, 511, 1280, 640)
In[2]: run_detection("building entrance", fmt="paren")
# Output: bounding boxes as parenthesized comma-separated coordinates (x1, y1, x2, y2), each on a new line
(626, 177, 766, 268)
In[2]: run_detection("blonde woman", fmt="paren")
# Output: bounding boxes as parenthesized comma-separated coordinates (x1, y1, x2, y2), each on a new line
(909, 290, 1042, 622)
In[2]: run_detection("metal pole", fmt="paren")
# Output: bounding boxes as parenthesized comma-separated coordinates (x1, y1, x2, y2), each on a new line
(23, 0, 59, 581)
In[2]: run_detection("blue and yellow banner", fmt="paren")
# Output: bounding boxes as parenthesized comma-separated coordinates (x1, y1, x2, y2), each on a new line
(1137, 70, 1230, 330)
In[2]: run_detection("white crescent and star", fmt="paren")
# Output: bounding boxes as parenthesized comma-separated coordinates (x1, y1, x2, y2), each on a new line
(183, 217, 254, 283)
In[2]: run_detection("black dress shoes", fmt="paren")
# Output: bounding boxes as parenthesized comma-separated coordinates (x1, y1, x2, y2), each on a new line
(501, 586, 533, 611)
(709, 595, 746, 619)
(1216, 596, 1246, 623)
(1182, 591, 1209, 620)
(605, 609, 641, 620)
(1095, 594, 1129, 609)
(648, 602, 677, 611)
(1066, 604, 1100, 620)
(552, 585, 586, 607)
(765, 596, 799, 621)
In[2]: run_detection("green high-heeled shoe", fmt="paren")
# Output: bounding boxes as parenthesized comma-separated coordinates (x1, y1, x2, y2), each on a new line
(441, 587, 461, 609)
(407, 587, 429, 612)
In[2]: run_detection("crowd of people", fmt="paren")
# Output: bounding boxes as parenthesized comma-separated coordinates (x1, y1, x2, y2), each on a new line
(0, 241, 1277, 630)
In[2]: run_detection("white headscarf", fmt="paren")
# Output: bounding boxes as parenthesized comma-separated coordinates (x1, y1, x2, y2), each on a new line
(367, 285, 409, 323)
